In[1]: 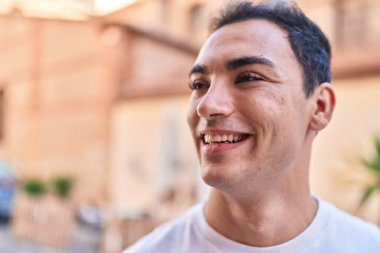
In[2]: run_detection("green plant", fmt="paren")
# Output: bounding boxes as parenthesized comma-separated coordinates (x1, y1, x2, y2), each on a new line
(23, 178, 47, 197)
(357, 136, 380, 217)
(51, 176, 73, 199)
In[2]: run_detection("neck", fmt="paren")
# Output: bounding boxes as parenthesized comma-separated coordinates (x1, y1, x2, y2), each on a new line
(205, 187, 317, 247)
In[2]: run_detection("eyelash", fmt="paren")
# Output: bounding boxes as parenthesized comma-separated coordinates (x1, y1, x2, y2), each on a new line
(234, 72, 264, 84)
(189, 72, 264, 90)
(189, 81, 208, 90)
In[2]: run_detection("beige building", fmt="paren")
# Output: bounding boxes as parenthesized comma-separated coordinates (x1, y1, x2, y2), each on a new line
(299, 0, 380, 222)
(0, 16, 115, 202)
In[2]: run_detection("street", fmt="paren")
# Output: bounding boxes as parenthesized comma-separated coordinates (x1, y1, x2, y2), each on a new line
(0, 219, 102, 253)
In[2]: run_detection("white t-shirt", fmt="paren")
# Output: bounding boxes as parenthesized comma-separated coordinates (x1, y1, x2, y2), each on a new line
(123, 199, 380, 253)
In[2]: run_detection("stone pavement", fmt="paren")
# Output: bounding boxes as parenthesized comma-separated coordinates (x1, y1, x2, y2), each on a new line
(0, 219, 102, 253)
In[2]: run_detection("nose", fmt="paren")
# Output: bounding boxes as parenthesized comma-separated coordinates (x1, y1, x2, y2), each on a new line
(196, 82, 234, 119)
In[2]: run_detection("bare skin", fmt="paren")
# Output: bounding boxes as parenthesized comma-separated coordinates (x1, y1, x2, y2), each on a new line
(205, 179, 318, 246)
(187, 19, 335, 247)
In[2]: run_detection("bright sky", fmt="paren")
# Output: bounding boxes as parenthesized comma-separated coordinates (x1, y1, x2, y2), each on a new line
(94, 0, 138, 14)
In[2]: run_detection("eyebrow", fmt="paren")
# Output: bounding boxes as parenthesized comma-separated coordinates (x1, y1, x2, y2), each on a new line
(188, 64, 208, 77)
(188, 55, 276, 77)
(226, 56, 276, 70)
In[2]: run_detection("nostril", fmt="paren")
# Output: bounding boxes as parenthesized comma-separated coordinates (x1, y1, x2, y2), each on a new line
(196, 87, 234, 118)
(209, 113, 222, 117)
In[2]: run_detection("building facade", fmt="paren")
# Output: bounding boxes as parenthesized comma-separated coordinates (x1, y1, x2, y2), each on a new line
(0, 0, 379, 250)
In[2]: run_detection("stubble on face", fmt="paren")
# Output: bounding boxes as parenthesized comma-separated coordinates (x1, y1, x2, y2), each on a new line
(187, 19, 310, 195)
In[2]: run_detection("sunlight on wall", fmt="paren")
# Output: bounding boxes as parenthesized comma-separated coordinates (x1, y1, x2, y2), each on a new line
(94, 0, 138, 14)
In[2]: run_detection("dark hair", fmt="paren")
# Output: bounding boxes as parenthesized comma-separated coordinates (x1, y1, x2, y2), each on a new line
(210, 1, 331, 97)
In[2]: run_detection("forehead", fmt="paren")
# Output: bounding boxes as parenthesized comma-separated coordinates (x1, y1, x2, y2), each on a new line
(196, 19, 297, 69)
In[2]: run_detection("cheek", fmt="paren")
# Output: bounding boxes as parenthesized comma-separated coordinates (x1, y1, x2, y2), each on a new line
(187, 96, 200, 135)
(239, 93, 277, 125)
(239, 91, 291, 140)
(187, 98, 201, 153)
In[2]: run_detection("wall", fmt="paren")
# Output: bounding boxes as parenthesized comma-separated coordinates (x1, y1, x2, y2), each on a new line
(109, 96, 199, 220)
(311, 75, 380, 223)
(0, 16, 118, 203)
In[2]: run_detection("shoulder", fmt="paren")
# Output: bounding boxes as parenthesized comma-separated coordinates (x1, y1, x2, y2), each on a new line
(123, 202, 204, 253)
(321, 200, 380, 249)
(325, 200, 380, 234)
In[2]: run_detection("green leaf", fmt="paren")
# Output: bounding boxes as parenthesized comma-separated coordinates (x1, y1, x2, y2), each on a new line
(376, 136, 380, 159)
(358, 185, 378, 210)
(360, 136, 380, 174)
(23, 179, 47, 197)
(51, 176, 73, 199)
(361, 158, 380, 175)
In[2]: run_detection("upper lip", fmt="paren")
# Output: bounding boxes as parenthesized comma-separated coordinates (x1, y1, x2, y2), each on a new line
(199, 129, 250, 136)
(198, 129, 252, 144)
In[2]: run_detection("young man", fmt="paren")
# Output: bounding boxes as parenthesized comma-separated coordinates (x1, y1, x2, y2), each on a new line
(124, 1, 380, 252)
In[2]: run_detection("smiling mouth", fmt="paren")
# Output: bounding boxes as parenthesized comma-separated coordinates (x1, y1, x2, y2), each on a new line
(202, 133, 249, 144)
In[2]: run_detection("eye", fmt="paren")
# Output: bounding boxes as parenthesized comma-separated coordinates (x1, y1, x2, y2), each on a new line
(188, 80, 208, 90)
(234, 72, 264, 84)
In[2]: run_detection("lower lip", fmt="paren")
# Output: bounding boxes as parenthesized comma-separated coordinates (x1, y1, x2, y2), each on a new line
(201, 136, 251, 154)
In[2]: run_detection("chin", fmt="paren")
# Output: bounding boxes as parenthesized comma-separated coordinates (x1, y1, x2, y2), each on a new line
(201, 164, 237, 189)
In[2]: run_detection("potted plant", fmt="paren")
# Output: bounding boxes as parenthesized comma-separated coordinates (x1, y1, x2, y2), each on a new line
(357, 136, 380, 224)
(12, 175, 76, 247)
(50, 176, 73, 199)
(12, 178, 48, 242)
(22, 178, 47, 198)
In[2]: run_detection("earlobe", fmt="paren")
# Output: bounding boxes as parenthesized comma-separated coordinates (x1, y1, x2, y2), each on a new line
(309, 83, 336, 131)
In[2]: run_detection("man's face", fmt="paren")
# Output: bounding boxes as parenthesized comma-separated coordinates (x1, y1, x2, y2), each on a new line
(187, 19, 314, 192)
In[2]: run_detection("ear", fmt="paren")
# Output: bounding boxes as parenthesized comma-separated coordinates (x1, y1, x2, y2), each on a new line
(308, 83, 336, 131)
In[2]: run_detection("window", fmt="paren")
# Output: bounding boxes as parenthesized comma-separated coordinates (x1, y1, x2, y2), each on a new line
(334, 0, 369, 50)
(189, 4, 204, 33)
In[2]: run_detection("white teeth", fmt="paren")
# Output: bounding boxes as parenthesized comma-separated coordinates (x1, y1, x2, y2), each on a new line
(204, 134, 246, 144)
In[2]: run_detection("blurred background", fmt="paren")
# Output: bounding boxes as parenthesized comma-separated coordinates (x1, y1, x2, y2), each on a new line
(0, 0, 379, 252)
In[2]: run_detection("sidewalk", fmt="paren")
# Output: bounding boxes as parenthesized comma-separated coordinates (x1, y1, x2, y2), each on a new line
(0, 219, 102, 253)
